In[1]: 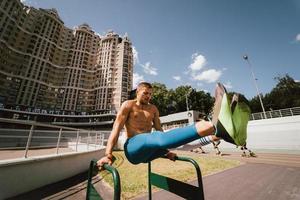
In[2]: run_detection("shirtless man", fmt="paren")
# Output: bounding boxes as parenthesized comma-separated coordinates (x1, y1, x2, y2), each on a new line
(97, 82, 250, 167)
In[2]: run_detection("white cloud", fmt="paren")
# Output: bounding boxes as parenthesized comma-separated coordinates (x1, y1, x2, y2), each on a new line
(222, 67, 228, 71)
(224, 81, 233, 89)
(296, 34, 300, 42)
(187, 52, 223, 84)
(132, 47, 157, 77)
(20, 0, 35, 6)
(20, 0, 29, 4)
(295, 79, 300, 83)
(141, 62, 158, 75)
(133, 73, 144, 88)
(192, 69, 222, 83)
(196, 82, 203, 87)
(189, 53, 207, 71)
(132, 46, 139, 65)
(173, 76, 181, 81)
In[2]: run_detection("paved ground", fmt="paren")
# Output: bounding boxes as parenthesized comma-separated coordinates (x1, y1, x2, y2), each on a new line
(183, 144, 300, 167)
(135, 162, 300, 200)
(134, 148, 300, 200)
(7, 145, 300, 200)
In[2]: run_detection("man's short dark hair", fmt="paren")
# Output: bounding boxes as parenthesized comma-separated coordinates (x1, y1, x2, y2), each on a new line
(137, 82, 152, 90)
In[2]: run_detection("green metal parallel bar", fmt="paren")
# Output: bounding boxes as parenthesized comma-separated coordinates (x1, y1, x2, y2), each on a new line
(103, 163, 121, 200)
(86, 159, 102, 200)
(148, 156, 204, 200)
(150, 172, 202, 199)
(176, 156, 204, 197)
(148, 162, 152, 200)
(86, 159, 121, 200)
(87, 185, 102, 200)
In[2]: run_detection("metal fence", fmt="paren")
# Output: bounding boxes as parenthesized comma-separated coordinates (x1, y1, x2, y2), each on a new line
(250, 107, 300, 120)
(0, 118, 110, 159)
(1, 106, 299, 159)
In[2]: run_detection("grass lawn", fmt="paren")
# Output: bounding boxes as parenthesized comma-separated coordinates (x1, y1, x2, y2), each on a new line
(99, 150, 241, 199)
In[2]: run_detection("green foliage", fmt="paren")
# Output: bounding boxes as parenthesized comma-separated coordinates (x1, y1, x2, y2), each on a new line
(189, 90, 214, 115)
(249, 95, 262, 113)
(170, 85, 193, 113)
(267, 74, 300, 109)
(150, 83, 214, 116)
(249, 74, 300, 112)
(151, 83, 170, 116)
(150, 74, 299, 115)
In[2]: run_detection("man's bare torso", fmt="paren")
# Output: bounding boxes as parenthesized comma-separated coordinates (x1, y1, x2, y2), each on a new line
(124, 100, 157, 138)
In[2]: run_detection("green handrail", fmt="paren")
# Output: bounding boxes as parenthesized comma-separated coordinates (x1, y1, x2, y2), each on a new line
(148, 156, 204, 200)
(86, 159, 121, 200)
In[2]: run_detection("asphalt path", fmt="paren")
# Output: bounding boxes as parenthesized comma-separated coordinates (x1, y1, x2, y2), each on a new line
(135, 162, 300, 200)
(134, 145, 300, 200)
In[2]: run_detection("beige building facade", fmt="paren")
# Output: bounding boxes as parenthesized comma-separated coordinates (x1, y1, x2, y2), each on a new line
(0, 0, 133, 113)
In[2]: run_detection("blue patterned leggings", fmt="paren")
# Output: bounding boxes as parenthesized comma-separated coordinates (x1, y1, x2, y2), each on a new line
(124, 124, 200, 164)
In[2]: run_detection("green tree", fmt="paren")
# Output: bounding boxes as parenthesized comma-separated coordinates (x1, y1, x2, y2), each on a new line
(150, 83, 215, 116)
(189, 90, 214, 115)
(266, 74, 300, 109)
(249, 95, 264, 113)
(249, 74, 300, 111)
(150, 82, 171, 116)
(170, 85, 193, 113)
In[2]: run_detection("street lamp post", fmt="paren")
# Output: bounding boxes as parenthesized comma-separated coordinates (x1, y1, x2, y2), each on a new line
(185, 94, 189, 111)
(185, 89, 192, 111)
(243, 54, 267, 119)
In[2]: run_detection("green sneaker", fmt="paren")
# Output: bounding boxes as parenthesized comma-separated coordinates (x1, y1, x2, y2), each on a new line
(231, 93, 251, 146)
(212, 83, 251, 146)
(212, 83, 236, 145)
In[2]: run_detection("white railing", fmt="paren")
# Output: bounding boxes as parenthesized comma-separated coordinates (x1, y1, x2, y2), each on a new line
(0, 118, 110, 159)
(250, 107, 300, 120)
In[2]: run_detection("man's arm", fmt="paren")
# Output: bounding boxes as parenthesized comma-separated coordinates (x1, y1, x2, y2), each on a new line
(97, 101, 131, 167)
(152, 106, 163, 131)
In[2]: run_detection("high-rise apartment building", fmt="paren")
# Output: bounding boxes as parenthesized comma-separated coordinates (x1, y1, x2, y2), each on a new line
(0, 0, 133, 113)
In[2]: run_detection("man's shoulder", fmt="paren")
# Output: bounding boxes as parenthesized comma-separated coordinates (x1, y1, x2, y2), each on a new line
(148, 103, 158, 110)
(122, 100, 136, 108)
(125, 99, 136, 104)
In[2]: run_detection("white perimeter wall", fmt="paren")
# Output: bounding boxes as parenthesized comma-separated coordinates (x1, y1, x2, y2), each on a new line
(0, 149, 105, 199)
(218, 115, 300, 150)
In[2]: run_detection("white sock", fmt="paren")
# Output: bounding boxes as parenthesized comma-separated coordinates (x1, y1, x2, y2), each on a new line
(198, 136, 213, 146)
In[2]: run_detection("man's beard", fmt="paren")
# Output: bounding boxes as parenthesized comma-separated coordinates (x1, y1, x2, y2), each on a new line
(140, 99, 149, 105)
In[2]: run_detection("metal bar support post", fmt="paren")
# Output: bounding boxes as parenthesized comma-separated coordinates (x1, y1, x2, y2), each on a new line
(76, 130, 79, 152)
(24, 125, 34, 158)
(56, 128, 62, 154)
(87, 131, 90, 150)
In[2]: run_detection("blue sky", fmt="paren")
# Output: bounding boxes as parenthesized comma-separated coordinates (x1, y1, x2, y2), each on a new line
(22, 0, 300, 99)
